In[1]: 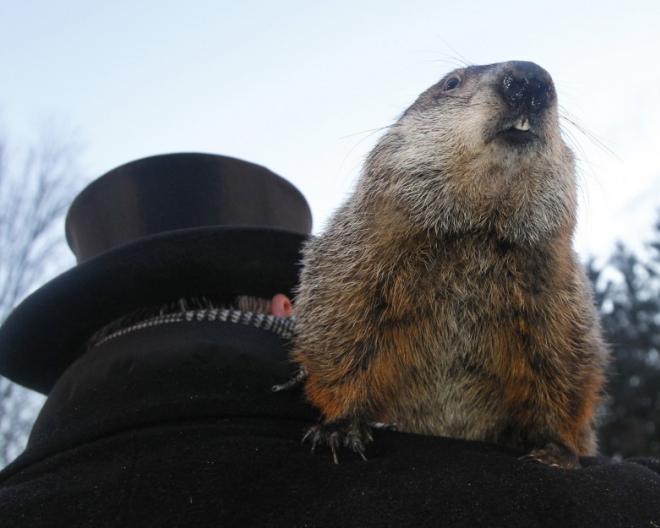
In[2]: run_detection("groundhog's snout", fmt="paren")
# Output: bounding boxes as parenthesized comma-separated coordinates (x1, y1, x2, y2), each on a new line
(497, 61, 555, 116)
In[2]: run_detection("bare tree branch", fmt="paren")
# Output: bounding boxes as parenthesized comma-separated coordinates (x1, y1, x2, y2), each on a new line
(0, 128, 81, 467)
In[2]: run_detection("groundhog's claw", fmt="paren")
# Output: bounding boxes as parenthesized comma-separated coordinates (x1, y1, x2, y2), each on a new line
(272, 367, 307, 392)
(344, 429, 369, 461)
(519, 442, 580, 469)
(302, 420, 372, 464)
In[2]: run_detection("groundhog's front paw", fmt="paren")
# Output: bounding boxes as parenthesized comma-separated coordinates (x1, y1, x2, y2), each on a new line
(520, 442, 580, 469)
(302, 419, 373, 464)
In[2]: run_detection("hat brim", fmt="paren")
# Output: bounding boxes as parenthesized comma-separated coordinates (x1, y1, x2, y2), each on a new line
(0, 226, 307, 394)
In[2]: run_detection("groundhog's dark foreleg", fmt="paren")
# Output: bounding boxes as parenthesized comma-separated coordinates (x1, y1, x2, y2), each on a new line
(520, 440, 580, 469)
(298, 346, 390, 463)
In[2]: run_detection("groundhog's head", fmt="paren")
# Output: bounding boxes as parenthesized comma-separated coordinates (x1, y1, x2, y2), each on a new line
(366, 61, 577, 244)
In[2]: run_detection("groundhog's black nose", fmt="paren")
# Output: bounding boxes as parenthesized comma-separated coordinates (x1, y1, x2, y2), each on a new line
(498, 61, 555, 114)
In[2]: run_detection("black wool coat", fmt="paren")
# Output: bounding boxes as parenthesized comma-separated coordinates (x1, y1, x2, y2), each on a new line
(0, 321, 659, 527)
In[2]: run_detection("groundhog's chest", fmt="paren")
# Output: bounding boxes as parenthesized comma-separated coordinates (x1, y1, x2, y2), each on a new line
(379, 248, 563, 436)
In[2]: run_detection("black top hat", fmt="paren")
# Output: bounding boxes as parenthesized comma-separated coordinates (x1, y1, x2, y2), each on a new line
(0, 153, 313, 394)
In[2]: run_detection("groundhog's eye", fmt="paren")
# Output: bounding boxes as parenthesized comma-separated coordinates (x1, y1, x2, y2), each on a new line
(444, 76, 461, 91)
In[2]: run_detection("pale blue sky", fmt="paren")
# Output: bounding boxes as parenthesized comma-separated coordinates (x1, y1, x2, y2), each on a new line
(1, 1, 659, 258)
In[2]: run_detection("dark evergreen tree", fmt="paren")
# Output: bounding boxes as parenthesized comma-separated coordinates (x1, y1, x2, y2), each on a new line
(593, 215, 660, 458)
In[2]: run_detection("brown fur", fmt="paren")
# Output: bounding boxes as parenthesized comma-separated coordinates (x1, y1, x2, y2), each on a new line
(292, 62, 608, 466)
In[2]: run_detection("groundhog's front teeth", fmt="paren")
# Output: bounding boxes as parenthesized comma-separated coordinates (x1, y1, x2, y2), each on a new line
(513, 117, 530, 131)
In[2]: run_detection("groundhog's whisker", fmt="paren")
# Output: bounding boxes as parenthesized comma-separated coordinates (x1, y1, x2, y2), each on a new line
(338, 124, 396, 141)
(559, 108, 618, 159)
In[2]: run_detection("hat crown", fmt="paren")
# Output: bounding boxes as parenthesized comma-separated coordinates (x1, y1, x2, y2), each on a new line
(66, 153, 313, 263)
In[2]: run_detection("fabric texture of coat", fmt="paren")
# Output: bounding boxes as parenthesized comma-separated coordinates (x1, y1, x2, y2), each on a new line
(0, 319, 659, 527)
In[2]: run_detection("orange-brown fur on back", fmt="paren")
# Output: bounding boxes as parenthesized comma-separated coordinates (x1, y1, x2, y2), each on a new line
(292, 62, 608, 465)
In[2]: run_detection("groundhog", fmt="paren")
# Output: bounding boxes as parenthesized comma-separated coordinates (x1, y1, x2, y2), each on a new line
(291, 61, 608, 468)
